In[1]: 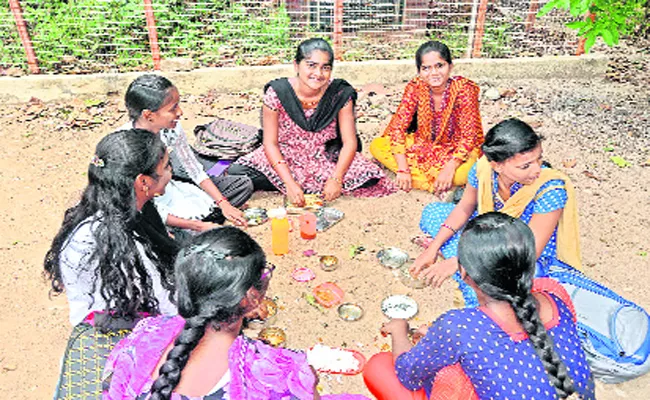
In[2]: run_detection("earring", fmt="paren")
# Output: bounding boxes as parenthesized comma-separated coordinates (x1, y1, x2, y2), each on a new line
(143, 186, 149, 197)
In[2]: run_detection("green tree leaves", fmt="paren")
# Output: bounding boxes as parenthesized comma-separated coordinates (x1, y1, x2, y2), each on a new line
(539, 0, 644, 53)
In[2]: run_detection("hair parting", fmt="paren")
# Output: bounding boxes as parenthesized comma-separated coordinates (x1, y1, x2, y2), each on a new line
(295, 38, 334, 66)
(125, 74, 175, 122)
(415, 40, 453, 71)
(458, 213, 576, 398)
(482, 118, 543, 163)
(149, 227, 266, 399)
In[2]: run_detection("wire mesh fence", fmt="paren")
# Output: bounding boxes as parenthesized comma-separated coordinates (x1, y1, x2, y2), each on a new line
(1, 0, 580, 75)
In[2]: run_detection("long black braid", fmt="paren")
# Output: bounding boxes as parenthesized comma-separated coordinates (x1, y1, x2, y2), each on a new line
(458, 212, 576, 398)
(150, 227, 266, 400)
(44, 129, 175, 329)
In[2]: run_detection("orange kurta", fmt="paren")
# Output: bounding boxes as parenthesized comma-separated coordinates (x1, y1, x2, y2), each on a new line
(372, 76, 484, 191)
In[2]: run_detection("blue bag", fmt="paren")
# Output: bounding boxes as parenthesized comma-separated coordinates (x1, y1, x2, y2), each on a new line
(549, 264, 650, 383)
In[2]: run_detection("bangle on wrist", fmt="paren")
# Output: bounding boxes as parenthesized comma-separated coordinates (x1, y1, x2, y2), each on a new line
(271, 159, 287, 168)
(441, 223, 458, 234)
(216, 197, 227, 207)
(396, 169, 410, 174)
(328, 176, 343, 184)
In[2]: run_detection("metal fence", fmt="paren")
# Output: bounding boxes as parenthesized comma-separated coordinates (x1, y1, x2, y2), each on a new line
(1, 0, 579, 75)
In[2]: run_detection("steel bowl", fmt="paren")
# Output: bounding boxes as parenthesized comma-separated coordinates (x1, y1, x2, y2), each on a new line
(258, 327, 286, 347)
(376, 247, 410, 269)
(246, 297, 278, 329)
(399, 263, 427, 289)
(319, 255, 339, 271)
(337, 303, 363, 322)
(243, 207, 268, 226)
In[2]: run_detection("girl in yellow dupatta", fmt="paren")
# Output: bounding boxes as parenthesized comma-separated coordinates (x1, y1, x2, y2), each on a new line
(411, 118, 582, 307)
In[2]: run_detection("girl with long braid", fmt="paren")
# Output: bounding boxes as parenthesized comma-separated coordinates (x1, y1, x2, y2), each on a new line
(364, 213, 594, 399)
(103, 227, 318, 399)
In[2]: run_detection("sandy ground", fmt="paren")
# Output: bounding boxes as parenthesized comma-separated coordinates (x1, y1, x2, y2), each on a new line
(0, 70, 649, 399)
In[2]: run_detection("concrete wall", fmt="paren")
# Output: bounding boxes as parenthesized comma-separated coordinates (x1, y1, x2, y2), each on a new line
(0, 54, 608, 104)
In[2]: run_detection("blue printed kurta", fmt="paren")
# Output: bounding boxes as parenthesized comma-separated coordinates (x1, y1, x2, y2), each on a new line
(395, 295, 595, 399)
(420, 163, 571, 306)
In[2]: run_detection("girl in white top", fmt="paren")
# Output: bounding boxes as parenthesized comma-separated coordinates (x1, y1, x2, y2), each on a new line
(45, 129, 178, 327)
(121, 74, 252, 231)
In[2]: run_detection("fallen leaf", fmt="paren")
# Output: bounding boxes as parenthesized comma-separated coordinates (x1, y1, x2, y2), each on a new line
(499, 88, 517, 97)
(562, 158, 577, 168)
(2, 363, 17, 372)
(84, 98, 105, 108)
(603, 145, 615, 152)
(582, 170, 604, 181)
(348, 245, 365, 258)
(302, 293, 325, 313)
(639, 251, 648, 257)
(610, 155, 631, 168)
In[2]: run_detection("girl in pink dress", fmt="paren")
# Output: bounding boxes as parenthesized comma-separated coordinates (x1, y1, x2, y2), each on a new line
(229, 38, 395, 205)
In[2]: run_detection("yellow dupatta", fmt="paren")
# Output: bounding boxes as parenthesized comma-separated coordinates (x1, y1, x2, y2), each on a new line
(476, 156, 582, 270)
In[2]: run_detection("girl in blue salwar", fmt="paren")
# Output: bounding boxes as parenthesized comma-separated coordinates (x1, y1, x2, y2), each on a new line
(412, 118, 582, 307)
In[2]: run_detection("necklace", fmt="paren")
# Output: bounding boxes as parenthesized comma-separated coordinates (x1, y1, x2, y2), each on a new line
(300, 98, 320, 109)
(296, 82, 325, 110)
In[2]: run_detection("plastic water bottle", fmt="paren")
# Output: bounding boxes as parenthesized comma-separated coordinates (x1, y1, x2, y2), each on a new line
(269, 208, 290, 255)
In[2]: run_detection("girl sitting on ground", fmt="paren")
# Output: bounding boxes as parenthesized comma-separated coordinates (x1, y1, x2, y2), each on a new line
(412, 118, 582, 307)
(122, 74, 250, 229)
(228, 38, 395, 205)
(103, 226, 369, 400)
(370, 40, 484, 196)
(364, 212, 594, 400)
(45, 128, 177, 328)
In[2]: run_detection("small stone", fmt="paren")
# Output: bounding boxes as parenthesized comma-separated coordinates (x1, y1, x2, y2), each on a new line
(5, 67, 24, 77)
(2, 363, 17, 372)
(517, 97, 533, 106)
(368, 93, 387, 106)
(61, 55, 77, 64)
(562, 158, 577, 168)
(160, 57, 194, 72)
(483, 87, 501, 101)
(499, 88, 517, 97)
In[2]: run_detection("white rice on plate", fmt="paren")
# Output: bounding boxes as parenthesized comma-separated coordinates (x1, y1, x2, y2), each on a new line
(307, 344, 360, 373)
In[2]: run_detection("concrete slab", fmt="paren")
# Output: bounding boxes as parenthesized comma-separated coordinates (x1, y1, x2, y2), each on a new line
(0, 54, 608, 104)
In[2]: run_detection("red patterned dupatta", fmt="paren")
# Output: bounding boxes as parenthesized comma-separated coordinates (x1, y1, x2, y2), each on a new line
(409, 76, 472, 144)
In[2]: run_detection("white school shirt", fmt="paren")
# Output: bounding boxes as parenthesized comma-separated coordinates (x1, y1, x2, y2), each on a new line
(59, 216, 177, 325)
(118, 121, 211, 223)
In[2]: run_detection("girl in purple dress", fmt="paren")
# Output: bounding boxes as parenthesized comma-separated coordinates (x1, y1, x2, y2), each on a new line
(103, 227, 369, 400)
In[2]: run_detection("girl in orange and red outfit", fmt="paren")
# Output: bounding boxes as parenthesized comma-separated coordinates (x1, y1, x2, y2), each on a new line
(370, 41, 484, 196)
